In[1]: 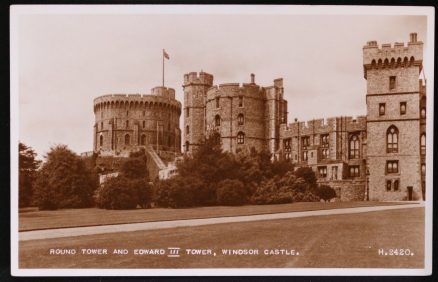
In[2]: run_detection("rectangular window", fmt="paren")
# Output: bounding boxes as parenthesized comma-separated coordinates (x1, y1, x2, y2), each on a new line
(302, 151, 308, 161)
(238, 96, 244, 107)
(301, 136, 310, 147)
(394, 179, 399, 191)
(318, 166, 327, 178)
(349, 165, 360, 177)
(389, 76, 396, 90)
(386, 160, 399, 174)
(400, 102, 407, 115)
(386, 180, 392, 191)
(379, 103, 386, 116)
(283, 138, 291, 152)
(332, 166, 338, 180)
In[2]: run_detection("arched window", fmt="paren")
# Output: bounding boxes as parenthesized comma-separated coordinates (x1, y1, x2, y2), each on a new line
(421, 133, 426, 155)
(387, 126, 399, 153)
(126, 120, 129, 128)
(238, 114, 244, 125)
(349, 134, 360, 159)
(237, 131, 245, 144)
(215, 115, 221, 126)
(421, 107, 426, 119)
(186, 125, 190, 135)
(125, 134, 130, 145)
(99, 135, 103, 147)
(141, 134, 146, 145)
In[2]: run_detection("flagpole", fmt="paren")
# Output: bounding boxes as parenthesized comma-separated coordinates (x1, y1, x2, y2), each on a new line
(162, 50, 165, 87)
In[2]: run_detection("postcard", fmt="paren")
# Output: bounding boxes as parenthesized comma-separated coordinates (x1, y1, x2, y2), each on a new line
(10, 4, 434, 276)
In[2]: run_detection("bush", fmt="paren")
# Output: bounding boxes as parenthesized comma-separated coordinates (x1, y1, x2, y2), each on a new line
(317, 185, 337, 202)
(216, 179, 247, 206)
(294, 167, 317, 187)
(95, 177, 151, 210)
(33, 145, 96, 210)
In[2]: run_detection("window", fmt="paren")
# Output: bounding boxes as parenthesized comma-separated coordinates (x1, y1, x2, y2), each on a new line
(420, 133, 426, 155)
(215, 115, 221, 126)
(141, 135, 146, 145)
(186, 125, 190, 135)
(386, 180, 392, 191)
(421, 107, 426, 119)
(318, 166, 327, 178)
(238, 96, 244, 107)
(400, 102, 407, 115)
(332, 166, 338, 180)
(394, 180, 399, 191)
(216, 97, 220, 108)
(302, 151, 308, 161)
(143, 121, 146, 128)
(237, 132, 245, 144)
(101, 122, 103, 130)
(387, 126, 399, 153)
(126, 111, 129, 116)
(238, 114, 244, 125)
(126, 120, 129, 128)
(321, 134, 329, 159)
(185, 141, 190, 152)
(283, 138, 291, 152)
(349, 166, 360, 177)
(186, 108, 190, 117)
(386, 160, 399, 174)
(124, 134, 130, 145)
(321, 149, 329, 159)
(349, 134, 360, 159)
(421, 163, 426, 175)
(379, 103, 386, 116)
(389, 76, 396, 90)
(302, 136, 310, 147)
(99, 135, 103, 146)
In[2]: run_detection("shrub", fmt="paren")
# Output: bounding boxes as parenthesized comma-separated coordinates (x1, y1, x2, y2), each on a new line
(95, 176, 151, 210)
(216, 179, 247, 206)
(317, 185, 337, 202)
(294, 167, 317, 187)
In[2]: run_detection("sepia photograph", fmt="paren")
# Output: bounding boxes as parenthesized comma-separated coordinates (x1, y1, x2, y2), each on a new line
(10, 5, 434, 276)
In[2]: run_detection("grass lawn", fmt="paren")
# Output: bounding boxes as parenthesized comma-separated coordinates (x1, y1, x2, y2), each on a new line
(19, 207, 424, 269)
(19, 201, 411, 231)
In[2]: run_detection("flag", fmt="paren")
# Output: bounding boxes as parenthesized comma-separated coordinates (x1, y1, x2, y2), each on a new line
(163, 49, 170, 60)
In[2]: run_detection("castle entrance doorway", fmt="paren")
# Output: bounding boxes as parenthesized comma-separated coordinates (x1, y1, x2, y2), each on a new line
(407, 186, 413, 201)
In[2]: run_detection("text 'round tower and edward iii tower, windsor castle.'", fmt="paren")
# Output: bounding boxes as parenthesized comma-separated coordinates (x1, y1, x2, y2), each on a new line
(92, 33, 426, 202)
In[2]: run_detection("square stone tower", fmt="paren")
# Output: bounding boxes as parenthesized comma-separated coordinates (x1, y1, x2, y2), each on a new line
(364, 33, 425, 201)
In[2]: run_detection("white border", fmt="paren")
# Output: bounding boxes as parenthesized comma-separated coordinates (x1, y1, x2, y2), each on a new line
(10, 4, 434, 277)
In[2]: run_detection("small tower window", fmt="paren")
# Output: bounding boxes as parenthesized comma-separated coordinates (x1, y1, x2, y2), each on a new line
(126, 120, 129, 128)
(349, 134, 360, 159)
(386, 160, 399, 174)
(216, 97, 220, 108)
(237, 114, 244, 125)
(125, 134, 130, 145)
(215, 115, 221, 126)
(420, 133, 426, 155)
(186, 125, 190, 135)
(400, 102, 407, 115)
(394, 180, 399, 191)
(387, 126, 399, 153)
(186, 108, 190, 117)
(141, 134, 146, 145)
(185, 141, 190, 152)
(421, 107, 426, 119)
(389, 76, 396, 90)
(237, 131, 245, 144)
(379, 103, 386, 116)
(239, 96, 244, 107)
(99, 135, 103, 146)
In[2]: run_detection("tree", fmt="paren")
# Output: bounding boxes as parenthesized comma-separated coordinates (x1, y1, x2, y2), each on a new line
(216, 179, 247, 206)
(33, 145, 96, 210)
(317, 185, 337, 202)
(18, 143, 41, 207)
(294, 167, 317, 187)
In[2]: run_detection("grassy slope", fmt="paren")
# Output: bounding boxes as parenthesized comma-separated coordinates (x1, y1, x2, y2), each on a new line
(19, 207, 424, 269)
(19, 201, 410, 231)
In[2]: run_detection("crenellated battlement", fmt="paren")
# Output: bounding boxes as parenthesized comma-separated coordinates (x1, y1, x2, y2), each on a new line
(280, 116, 366, 136)
(363, 33, 423, 78)
(183, 71, 214, 86)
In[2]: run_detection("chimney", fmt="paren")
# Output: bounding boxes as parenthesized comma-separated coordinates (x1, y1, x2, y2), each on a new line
(250, 73, 255, 84)
(410, 33, 417, 43)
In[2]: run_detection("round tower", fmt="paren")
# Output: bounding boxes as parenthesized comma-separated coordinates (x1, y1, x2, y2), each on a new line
(183, 71, 214, 153)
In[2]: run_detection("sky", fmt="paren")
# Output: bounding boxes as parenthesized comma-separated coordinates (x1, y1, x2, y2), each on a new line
(15, 9, 428, 159)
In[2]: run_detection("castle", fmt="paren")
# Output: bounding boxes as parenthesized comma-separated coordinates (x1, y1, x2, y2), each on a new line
(92, 33, 426, 201)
